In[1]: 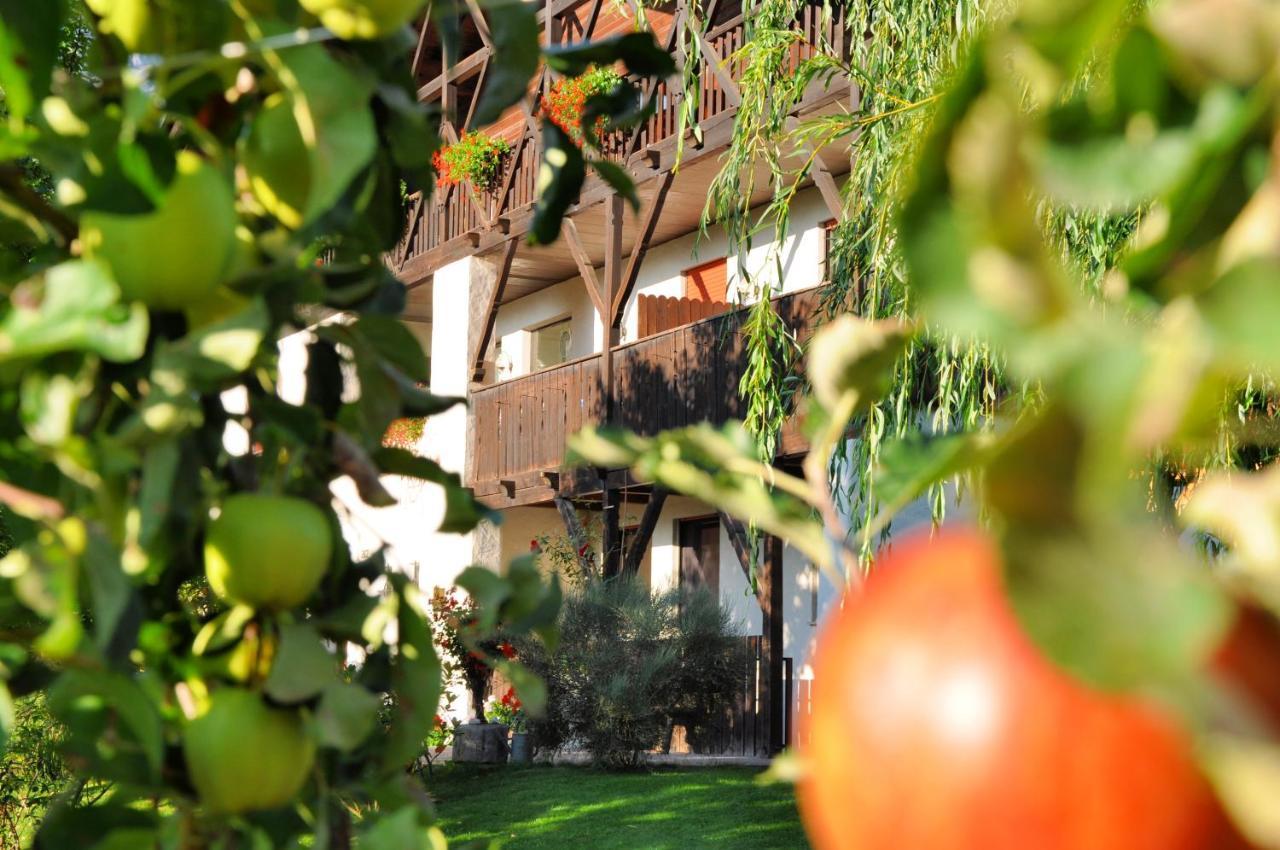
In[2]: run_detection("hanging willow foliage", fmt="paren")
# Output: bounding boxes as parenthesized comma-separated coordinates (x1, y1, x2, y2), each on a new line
(698, 0, 1164, 548)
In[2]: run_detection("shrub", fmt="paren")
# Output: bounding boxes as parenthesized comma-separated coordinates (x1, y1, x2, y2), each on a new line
(433, 131, 512, 192)
(517, 577, 742, 768)
(540, 65, 624, 146)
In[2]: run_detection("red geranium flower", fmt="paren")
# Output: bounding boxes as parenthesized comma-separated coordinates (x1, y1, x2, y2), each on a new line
(498, 642, 517, 660)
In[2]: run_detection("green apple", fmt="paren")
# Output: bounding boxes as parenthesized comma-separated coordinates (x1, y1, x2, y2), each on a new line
(204, 494, 332, 611)
(80, 150, 238, 311)
(183, 688, 315, 814)
(300, 0, 427, 39)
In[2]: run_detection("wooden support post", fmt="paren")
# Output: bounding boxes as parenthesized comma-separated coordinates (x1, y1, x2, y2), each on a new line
(612, 171, 674, 324)
(469, 238, 519, 383)
(719, 511, 753, 584)
(600, 475, 623, 579)
(623, 488, 667, 576)
(759, 533, 785, 754)
(553, 495, 594, 577)
(601, 194, 623, 424)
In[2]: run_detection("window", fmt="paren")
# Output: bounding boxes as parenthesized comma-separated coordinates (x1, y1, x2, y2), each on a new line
(529, 317, 572, 370)
(677, 516, 720, 600)
(683, 258, 728, 303)
(821, 218, 837, 280)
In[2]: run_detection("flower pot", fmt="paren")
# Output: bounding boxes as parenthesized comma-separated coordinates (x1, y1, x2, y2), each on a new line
(509, 731, 531, 764)
(452, 722, 510, 764)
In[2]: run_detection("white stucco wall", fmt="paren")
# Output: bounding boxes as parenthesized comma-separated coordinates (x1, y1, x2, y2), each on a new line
(491, 276, 598, 378)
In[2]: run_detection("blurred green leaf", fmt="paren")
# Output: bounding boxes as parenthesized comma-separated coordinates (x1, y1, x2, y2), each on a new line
(0, 261, 148, 363)
(806, 315, 913, 411)
(315, 681, 381, 751)
(265, 623, 337, 703)
(529, 123, 585, 245)
(471, 0, 539, 127)
(243, 44, 377, 229)
(381, 577, 442, 773)
(544, 32, 677, 78)
(0, 0, 61, 122)
(47, 669, 164, 781)
(1006, 529, 1232, 692)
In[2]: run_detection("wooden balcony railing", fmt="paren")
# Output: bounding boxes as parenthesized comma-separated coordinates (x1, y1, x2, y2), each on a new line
(393, 0, 849, 279)
(469, 286, 826, 498)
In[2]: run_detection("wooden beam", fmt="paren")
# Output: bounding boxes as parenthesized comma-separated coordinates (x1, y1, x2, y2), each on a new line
(602, 194, 623, 420)
(622, 488, 667, 576)
(719, 511, 755, 591)
(469, 238, 518, 383)
(611, 171, 674, 325)
(759, 533, 785, 755)
(695, 31, 743, 108)
(553, 495, 595, 576)
(808, 152, 843, 220)
(561, 217, 607, 320)
(417, 48, 491, 101)
(600, 476, 623, 579)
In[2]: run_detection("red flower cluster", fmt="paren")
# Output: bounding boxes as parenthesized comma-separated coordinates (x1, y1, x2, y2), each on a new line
(500, 689, 522, 712)
(498, 641, 517, 660)
(529, 538, 541, 553)
(540, 66, 623, 146)
(433, 131, 511, 191)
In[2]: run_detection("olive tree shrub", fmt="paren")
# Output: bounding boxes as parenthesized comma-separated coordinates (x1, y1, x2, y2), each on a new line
(518, 578, 743, 768)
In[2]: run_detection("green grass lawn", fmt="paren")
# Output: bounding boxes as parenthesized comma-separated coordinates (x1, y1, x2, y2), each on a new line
(427, 764, 811, 849)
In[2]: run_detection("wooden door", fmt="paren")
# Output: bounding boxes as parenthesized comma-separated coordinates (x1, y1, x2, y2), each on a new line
(678, 516, 720, 598)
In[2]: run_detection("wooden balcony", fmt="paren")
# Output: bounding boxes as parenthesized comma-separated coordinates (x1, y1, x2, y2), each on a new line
(469, 286, 826, 508)
(394, 0, 852, 296)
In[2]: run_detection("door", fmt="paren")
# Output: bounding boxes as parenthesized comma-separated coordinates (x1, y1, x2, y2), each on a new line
(678, 516, 720, 598)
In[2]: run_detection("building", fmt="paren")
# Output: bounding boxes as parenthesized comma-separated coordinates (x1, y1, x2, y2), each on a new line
(314, 0, 911, 757)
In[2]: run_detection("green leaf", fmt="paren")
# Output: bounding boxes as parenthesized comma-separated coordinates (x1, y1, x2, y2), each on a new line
(47, 669, 164, 781)
(0, 679, 12, 751)
(243, 43, 377, 229)
(0, 0, 61, 121)
(493, 658, 546, 716)
(0, 261, 148, 363)
(1181, 463, 1280, 605)
(1197, 258, 1280, 374)
(544, 32, 677, 78)
(353, 315, 429, 382)
(455, 566, 511, 629)
(372, 447, 495, 532)
(382, 577, 442, 772)
(873, 431, 992, 527)
(529, 123, 585, 245)
(315, 681, 381, 751)
(360, 806, 446, 850)
(806, 315, 913, 411)
(1006, 529, 1233, 692)
(153, 297, 270, 384)
(471, 0, 539, 127)
(265, 623, 337, 703)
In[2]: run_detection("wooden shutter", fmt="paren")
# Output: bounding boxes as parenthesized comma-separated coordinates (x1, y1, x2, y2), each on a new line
(683, 258, 728, 303)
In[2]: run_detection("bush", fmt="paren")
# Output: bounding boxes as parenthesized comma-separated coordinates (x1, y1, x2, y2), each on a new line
(0, 695, 67, 850)
(517, 577, 742, 768)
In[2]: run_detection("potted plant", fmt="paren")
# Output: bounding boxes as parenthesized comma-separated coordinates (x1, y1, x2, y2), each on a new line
(433, 131, 512, 193)
(428, 588, 510, 763)
(540, 65, 625, 147)
(486, 687, 531, 764)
